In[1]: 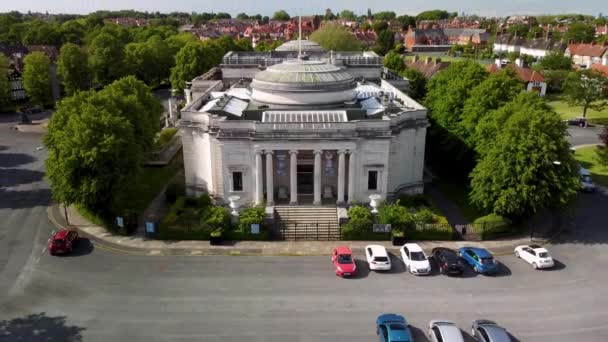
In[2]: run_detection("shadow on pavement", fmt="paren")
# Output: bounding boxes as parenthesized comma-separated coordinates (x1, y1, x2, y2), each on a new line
(552, 191, 608, 246)
(387, 252, 406, 274)
(0, 312, 85, 342)
(546, 259, 566, 271)
(409, 325, 430, 342)
(0, 168, 45, 188)
(491, 262, 512, 277)
(0, 188, 51, 209)
(0, 145, 8, 152)
(0, 152, 36, 168)
(458, 263, 479, 278)
(58, 238, 94, 257)
(349, 259, 370, 279)
(508, 332, 522, 342)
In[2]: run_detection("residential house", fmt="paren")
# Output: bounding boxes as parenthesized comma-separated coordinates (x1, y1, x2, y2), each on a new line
(591, 63, 608, 77)
(596, 24, 608, 37)
(0, 44, 28, 101)
(25, 45, 59, 63)
(493, 34, 525, 54)
(519, 37, 567, 59)
(565, 43, 608, 67)
(404, 56, 452, 79)
(488, 62, 547, 96)
(404, 29, 450, 52)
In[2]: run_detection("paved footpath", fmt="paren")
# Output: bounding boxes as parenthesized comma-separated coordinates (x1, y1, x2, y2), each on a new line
(48, 203, 542, 257)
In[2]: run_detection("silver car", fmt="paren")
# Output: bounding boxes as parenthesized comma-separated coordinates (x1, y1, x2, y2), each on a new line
(471, 320, 511, 342)
(428, 320, 465, 342)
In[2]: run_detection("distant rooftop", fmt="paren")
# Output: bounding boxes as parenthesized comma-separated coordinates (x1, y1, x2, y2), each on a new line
(275, 39, 325, 52)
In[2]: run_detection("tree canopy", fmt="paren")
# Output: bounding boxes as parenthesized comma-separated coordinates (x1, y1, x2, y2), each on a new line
(395, 15, 416, 30)
(383, 51, 404, 71)
(374, 29, 396, 55)
(44, 76, 163, 214)
(272, 10, 290, 21)
(460, 68, 523, 147)
(170, 41, 222, 91)
(565, 23, 596, 43)
(339, 10, 357, 20)
(536, 51, 572, 71)
(309, 23, 362, 51)
(22, 52, 53, 106)
(562, 69, 608, 118)
(416, 10, 454, 21)
(470, 92, 580, 218)
(400, 68, 427, 101)
(373, 11, 397, 21)
(57, 43, 91, 95)
(0, 55, 11, 112)
(88, 32, 126, 86)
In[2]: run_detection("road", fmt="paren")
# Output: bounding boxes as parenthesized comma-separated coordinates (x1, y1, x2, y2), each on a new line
(567, 125, 604, 147)
(1, 119, 608, 342)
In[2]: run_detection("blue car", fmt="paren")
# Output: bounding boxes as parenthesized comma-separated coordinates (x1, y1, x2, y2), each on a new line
(376, 313, 412, 342)
(458, 247, 498, 274)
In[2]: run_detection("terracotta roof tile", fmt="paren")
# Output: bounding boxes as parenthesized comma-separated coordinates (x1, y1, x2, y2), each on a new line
(567, 44, 608, 57)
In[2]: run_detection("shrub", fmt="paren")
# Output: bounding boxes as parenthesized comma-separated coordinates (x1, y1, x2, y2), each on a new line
(405, 226, 454, 240)
(238, 206, 266, 232)
(155, 127, 178, 148)
(197, 193, 213, 208)
(414, 208, 435, 224)
(202, 206, 229, 230)
(473, 213, 515, 240)
(165, 181, 185, 203)
(396, 194, 431, 208)
(377, 203, 415, 230)
(341, 205, 380, 240)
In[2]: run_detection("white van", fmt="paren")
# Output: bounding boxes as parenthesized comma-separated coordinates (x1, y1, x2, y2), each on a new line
(580, 168, 596, 192)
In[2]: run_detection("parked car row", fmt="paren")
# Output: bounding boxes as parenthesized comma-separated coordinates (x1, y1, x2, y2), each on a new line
(376, 313, 512, 342)
(331, 243, 556, 277)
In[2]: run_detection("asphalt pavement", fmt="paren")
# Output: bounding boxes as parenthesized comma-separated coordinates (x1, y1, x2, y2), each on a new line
(1, 119, 608, 342)
(567, 125, 604, 147)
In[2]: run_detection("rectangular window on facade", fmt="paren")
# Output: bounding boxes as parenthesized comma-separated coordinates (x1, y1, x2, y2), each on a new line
(367, 170, 378, 190)
(232, 172, 243, 192)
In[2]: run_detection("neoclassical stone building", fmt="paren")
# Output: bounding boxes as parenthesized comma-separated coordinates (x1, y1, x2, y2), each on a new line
(179, 41, 428, 208)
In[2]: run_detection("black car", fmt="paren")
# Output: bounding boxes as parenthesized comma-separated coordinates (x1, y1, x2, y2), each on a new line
(567, 117, 587, 127)
(432, 247, 465, 276)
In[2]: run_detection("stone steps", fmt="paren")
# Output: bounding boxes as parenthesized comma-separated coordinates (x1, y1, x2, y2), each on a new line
(274, 206, 340, 240)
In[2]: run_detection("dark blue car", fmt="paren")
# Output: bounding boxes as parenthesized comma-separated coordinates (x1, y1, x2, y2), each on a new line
(458, 247, 498, 274)
(376, 313, 412, 342)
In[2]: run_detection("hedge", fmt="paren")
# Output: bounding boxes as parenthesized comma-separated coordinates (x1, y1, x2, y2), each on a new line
(473, 214, 519, 240)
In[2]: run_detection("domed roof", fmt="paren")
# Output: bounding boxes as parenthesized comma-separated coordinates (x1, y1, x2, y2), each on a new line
(275, 39, 325, 52)
(250, 60, 357, 106)
(252, 60, 355, 91)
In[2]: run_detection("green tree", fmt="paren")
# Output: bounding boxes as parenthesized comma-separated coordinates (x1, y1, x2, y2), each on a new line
(425, 60, 488, 137)
(562, 69, 608, 118)
(165, 32, 200, 55)
(57, 43, 90, 95)
(416, 10, 450, 21)
(324, 8, 336, 21)
(526, 26, 544, 39)
(310, 23, 362, 51)
(460, 68, 523, 146)
(372, 21, 389, 33)
(170, 41, 220, 92)
(400, 68, 427, 101)
(22, 19, 62, 45)
(565, 23, 596, 43)
(236, 13, 249, 20)
(22, 52, 53, 106)
(44, 76, 162, 215)
(124, 36, 172, 86)
(383, 51, 404, 72)
(272, 10, 290, 21)
(0, 55, 11, 112)
(374, 29, 395, 55)
(536, 51, 572, 71)
(373, 11, 397, 21)
(506, 24, 529, 37)
(470, 94, 580, 219)
(339, 10, 357, 20)
(89, 32, 125, 86)
(395, 15, 416, 30)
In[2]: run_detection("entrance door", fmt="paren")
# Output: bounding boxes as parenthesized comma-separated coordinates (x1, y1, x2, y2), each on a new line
(297, 164, 313, 194)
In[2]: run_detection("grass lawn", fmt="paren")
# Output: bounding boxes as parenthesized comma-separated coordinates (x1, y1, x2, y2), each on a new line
(546, 94, 608, 126)
(125, 151, 183, 214)
(575, 146, 608, 187)
(436, 181, 485, 222)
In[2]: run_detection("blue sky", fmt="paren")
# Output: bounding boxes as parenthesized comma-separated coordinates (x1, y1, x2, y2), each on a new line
(1, 0, 605, 17)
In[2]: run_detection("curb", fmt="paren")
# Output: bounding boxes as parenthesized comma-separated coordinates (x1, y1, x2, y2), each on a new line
(47, 204, 537, 258)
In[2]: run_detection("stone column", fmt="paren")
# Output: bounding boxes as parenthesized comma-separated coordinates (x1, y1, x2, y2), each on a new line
(313, 149, 322, 205)
(289, 150, 298, 205)
(265, 150, 274, 206)
(255, 151, 264, 205)
(337, 150, 346, 205)
(347, 150, 356, 204)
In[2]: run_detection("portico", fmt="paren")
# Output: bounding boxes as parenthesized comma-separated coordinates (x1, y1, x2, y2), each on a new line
(254, 146, 356, 206)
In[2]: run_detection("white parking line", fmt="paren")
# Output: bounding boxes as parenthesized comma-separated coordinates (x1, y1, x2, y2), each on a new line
(41, 247, 46, 254)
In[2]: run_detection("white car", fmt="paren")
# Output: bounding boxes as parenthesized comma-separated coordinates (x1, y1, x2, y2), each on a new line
(514, 245, 554, 269)
(428, 320, 465, 342)
(365, 245, 391, 271)
(400, 243, 431, 275)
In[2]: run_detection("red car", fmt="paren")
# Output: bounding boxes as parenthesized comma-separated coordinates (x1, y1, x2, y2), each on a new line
(48, 229, 78, 255)
(332, 246, 357, 277)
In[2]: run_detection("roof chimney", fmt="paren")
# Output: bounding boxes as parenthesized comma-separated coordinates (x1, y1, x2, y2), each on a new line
(412, 55, 419, 62)
(425, 57, 432, 64)
(435, 58, 442, 65)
